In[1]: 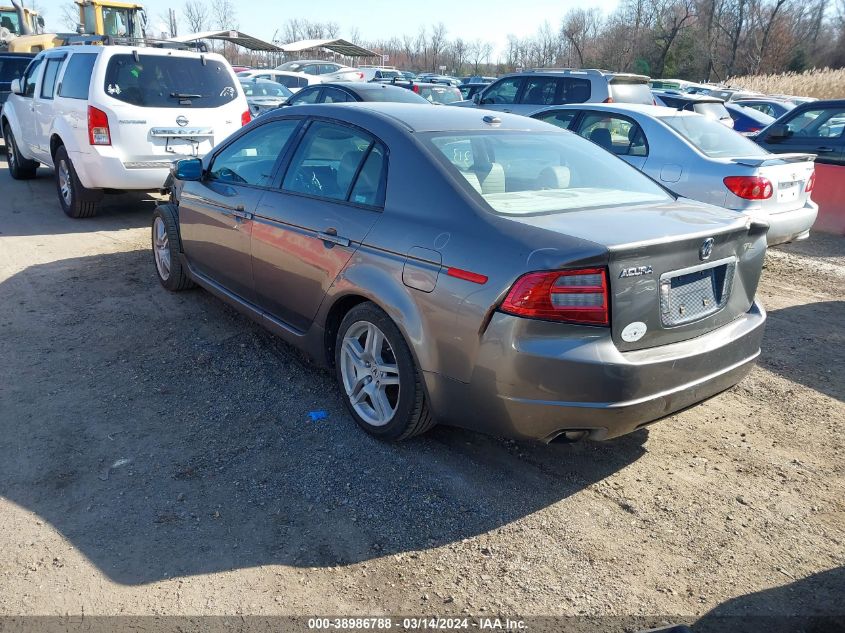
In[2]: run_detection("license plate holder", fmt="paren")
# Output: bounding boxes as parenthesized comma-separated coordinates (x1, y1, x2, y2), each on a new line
(777, 182, 799, 203)
(659, 257, 736, 327)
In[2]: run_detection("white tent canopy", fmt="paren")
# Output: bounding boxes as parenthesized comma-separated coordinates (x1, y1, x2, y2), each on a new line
(277, 38, 378, 58)
(170, 30, 282, 52)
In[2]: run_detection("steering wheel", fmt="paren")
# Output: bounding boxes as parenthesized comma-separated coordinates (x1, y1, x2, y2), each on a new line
(216, 167, 247, 184)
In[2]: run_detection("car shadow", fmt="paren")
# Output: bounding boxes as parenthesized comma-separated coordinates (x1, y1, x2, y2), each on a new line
(693, 566, 844, 632)
(0, 250, 647, 585)
(778, 232, 845, 259)
(0, 141, 157, 236)
(762, 301, 844, 402)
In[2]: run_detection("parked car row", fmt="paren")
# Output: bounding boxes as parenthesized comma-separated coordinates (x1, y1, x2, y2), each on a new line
(3, 43, 838, 446)
(151, 104, 769, 443)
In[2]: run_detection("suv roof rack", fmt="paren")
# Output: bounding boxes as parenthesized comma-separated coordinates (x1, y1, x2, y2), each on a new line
(59, 34, 209, 53)
(524, 68, 612, 75)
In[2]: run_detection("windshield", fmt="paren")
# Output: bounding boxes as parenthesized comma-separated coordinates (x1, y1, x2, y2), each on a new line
(609, 81, 652, 105)
(695, 102, 731, 120)
(104, 54, 237, 108)
(662, 115, 768, 157)
(425, 131, 671, 216)
(0, 10, 22, 34)
(240, 80, 292, 98)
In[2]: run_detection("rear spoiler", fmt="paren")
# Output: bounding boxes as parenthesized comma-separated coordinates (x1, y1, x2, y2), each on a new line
(730, 153, 816, 167)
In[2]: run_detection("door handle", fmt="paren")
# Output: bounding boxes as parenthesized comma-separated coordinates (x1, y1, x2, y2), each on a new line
(232, 208, 253, 220)
(318, 230, 350, 247)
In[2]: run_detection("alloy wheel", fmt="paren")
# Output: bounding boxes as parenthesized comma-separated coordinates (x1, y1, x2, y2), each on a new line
(58, 159, 72, 207)
(153, 216, 171, 280)
(340, 321, 401, 427)
(6, 135, 16, 171)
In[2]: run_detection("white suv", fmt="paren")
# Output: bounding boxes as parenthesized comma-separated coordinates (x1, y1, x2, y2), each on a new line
(1, 44, 249, 217)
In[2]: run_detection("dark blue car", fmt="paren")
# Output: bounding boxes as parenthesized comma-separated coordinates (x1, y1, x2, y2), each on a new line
(725, 102, 775, 135)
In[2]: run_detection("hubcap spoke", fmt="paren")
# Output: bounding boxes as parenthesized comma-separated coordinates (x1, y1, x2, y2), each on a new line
(340, 320, 400, 427)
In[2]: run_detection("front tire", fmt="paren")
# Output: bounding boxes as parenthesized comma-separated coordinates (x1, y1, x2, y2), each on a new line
(3, 124, 38, 180)
(151, 205, 194, 291)
(54, 145, 101, 218)
(335, 303, 435, 441)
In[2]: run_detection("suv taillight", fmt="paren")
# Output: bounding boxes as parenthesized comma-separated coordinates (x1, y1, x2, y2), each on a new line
(805, 171, 816, 193)
(501, 268, 609, 326)
(241, 110, 252, 126)
(88, 106, 111, 146)
(723, 176, 772, 200)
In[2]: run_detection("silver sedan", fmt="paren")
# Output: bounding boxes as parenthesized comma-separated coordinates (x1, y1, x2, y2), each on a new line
(532, 103, 818, 246)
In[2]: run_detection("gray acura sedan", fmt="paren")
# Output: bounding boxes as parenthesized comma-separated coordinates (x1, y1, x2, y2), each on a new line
(151, 103, 767, 443)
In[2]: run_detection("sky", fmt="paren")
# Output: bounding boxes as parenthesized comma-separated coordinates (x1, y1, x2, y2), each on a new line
(32, 0, 619, 59)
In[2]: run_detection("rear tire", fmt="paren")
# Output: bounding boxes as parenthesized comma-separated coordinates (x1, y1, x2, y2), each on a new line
(335, 302, 436, 441)
(3, 124, 38, 180)
(152, 205, 194, 291)
(54, 145, 101, 218)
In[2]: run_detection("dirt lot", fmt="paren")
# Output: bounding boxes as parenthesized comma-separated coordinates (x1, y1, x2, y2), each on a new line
(0, 148, 842, 629)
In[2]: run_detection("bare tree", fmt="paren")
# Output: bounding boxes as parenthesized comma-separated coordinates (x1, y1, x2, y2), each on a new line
(182, 1, 209, 34)
(561, 8, 600, 67)
(429, 22, 447, 71)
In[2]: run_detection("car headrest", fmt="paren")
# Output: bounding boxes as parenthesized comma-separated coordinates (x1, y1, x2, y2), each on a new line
(589, 127, 612, 151)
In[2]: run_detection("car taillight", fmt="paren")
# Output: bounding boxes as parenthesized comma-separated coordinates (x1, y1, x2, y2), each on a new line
(805, 171, 816, 193)
(358, 72, 364, 79)
(241, 110, 252, 126)
(723, 176, 773, 200)
(412, 84, 419, 93)
(603, 97, 614, 103)
(501, 267, 609, 326)
(87, 105, 111, 146)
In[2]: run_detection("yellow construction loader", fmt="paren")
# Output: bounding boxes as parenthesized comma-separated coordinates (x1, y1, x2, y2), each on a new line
(4, 0, 146, 53)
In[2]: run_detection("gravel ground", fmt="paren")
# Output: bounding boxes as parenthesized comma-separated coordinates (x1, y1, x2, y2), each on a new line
(0, 151, 842, 629)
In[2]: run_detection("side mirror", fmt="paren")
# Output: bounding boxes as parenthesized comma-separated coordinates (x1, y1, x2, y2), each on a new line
(472, 92, 481, 105)
(172, 158, 203, 181)
(765, 123, 789, 140)
(10, 79, 22, 95)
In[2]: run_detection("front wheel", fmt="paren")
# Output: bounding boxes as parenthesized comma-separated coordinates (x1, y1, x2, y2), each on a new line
(335, 303, 435, 441)
(3, 124, 38, 180)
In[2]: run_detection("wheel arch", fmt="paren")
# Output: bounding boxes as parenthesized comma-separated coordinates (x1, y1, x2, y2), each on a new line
(319, 268, 431, 376)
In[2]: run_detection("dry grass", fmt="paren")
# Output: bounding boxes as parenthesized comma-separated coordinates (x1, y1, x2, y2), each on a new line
(727, 67, 845, 99)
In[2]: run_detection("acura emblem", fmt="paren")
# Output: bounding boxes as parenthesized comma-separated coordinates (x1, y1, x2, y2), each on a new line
(699, 238, 715, 261)
(176, 115, 189, 127)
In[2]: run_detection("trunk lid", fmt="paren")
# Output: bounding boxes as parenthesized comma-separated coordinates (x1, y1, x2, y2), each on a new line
(509, 200, 768, 351)
(723, 153, 815, 215)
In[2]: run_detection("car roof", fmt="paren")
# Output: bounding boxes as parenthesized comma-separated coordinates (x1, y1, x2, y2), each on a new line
(653, 90, 723, 103)
(273, 102, 555, 133)
(46, 44, 226, 61)
(536, 102, 694, 118)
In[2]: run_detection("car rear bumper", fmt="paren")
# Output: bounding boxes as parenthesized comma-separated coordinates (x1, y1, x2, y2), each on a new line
(69, 148, 176, 191)
(424, 301, 766, 442)
(762, 200, 818, 246)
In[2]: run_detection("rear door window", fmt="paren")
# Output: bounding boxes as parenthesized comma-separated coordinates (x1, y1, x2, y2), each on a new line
(321, 87, 351, 103)
(481, 77, 522, 105)
(282, 121, 378, 203)
(39, 56, 64, 99)
(103, 54, 237, 108)
(289, 87, 321, 104)
(533, 109, 577, 130)
(577, 112, 648, 156)
(58, 53, 96, 99)
(520, 77, 559, 106)
(560, 78, 591, 103)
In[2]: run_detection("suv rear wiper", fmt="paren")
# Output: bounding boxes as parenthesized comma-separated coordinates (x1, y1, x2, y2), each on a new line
(170, 92, 202, 99)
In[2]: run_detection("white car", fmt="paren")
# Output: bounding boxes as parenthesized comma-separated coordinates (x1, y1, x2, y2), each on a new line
(532, 103, 818, 245)
(275, 60, 363, 82)
(236, 69, 321, 93)
(359, 67, 403, 82)
(1, 44, 249, 218)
